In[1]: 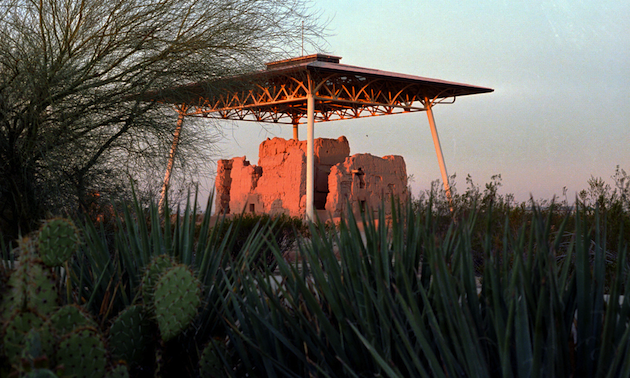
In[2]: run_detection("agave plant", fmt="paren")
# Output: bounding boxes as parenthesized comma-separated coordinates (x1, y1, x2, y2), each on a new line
(216, 201, 630, 377)
(66, 192, 305, 376)
(3, 188, 629, 377)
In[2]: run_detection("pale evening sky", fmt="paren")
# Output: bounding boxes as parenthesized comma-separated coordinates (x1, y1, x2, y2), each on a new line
(195, 0, 629, 205)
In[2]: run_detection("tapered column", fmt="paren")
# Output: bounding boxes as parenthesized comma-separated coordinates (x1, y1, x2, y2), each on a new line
(159, 109, 186, 216)
(425, 98, 453, 206)
(305, 93, 315, 221)
(293, 121, 299, 141)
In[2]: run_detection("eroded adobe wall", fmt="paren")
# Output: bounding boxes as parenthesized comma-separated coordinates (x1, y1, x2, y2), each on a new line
(216, 136, 351, 217)
(311, 137, 351, 208)
(325, 154, 408, 218)
(215, 136, 406, 218)
(225, 157, 262, 214)
(255, 139, 307, 216)
(215, 159, 233, 214)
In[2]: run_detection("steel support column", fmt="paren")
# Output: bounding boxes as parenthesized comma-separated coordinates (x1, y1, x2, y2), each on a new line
(424, 98, 453, 206)
(159, 108, 186, 216)
(306, 93, 315, 221)
(293, 121, 299, 141)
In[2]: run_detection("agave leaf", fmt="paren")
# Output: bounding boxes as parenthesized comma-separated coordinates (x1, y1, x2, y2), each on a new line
(514, 295, 533, 377)
(604, 324, 630, 378)
(596, 229, 628, 376)
(348, 322, 402, 378)
(416, 278, 465, 377)
(575, 205, 595, 376)
(392, 283, 446, 378)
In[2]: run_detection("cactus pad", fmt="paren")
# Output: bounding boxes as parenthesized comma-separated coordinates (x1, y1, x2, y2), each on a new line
(104, 363, 130, 378)
(108, 304, 153, 366)
(140, 255, 176, 306)
(153, 265, 201, 341)
(37, 218, 80, 267)
(57, 326, 107, 378)
(199, 338, 230, 377)
(48, 304, 97, 335)
(22, 369, 59, 378)
(16, 236, 38, 260)
(21, 325, 56, 362)
(0, 259, 58, 319)
(2, 309, 46, 364)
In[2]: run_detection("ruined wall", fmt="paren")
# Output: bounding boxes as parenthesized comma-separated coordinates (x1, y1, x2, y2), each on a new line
(227, 157, 263, 214)
(215, 160, 232, 214)
(215, 136, 350, 217)
(215, 136, 407, 219)
(254, 140, 307, 216)
(325, 154, 408, 218)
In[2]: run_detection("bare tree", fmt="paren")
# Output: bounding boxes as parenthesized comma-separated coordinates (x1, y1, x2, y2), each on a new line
(0, 0, 325, 240)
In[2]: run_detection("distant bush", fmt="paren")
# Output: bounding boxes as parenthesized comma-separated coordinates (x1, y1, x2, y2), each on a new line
(411, 167, 630, 274)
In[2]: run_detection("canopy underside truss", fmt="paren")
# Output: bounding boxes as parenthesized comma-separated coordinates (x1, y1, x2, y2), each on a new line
(184, 72, 458, 123)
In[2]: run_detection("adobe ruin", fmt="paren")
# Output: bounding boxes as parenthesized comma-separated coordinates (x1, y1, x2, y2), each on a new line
(215, 136, 408, 219)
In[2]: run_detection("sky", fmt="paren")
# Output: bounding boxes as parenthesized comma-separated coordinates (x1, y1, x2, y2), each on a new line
(194, 0, 629, 206)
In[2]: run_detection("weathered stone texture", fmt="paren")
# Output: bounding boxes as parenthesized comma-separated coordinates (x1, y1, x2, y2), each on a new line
(256, 143, 307, 216)
(215, 136, 407, 219)
(215, 159, 233, 214)
(228, 157, 262, 214)
(325, 154, 408, 218)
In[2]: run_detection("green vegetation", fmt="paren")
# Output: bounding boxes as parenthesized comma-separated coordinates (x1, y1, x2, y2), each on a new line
(1, 172, 630, 377)
(0, 0, 326, 244)
(415, 168, 630, 275)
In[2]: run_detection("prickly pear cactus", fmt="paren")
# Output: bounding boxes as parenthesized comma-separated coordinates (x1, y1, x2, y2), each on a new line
(2, 309, 46, 364)
(153, 265, 201, 341)
(0, 260, 58, 320)
(21, 325, 56, 362)
(22, 368, 59, 378)
(56, 326, 107, 378)
(104, 363, 130, 378)
(15, 235, 38, 260)
(48, 304, 97, 335)
(108, 304, 153, 366)
(0, 262, 28, 320)
(37, 218, 80, 267)
(140, 255, 177, 308)
(199, 337, 230, 377)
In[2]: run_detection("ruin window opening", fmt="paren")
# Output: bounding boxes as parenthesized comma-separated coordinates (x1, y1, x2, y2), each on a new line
(352, 168, 365, 188)
(250, 204, 255, 213)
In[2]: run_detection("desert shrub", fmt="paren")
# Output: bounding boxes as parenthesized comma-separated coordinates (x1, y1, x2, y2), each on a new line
(411, 169, 630, 274)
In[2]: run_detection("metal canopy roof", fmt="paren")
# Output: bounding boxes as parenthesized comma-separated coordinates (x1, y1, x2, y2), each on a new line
(152, 54, 494, 220)
(152, 54, 493, 124)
